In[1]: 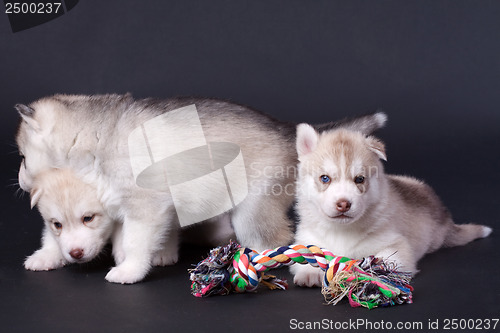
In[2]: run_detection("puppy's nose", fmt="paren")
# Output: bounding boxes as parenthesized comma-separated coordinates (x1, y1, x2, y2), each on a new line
(69, 248, 84, 260)
(336, 199, 351, 213)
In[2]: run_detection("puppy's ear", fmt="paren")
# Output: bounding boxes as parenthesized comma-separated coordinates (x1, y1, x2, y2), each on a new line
(296, 123, 318, 157)
(30, 187, 43, 209)
(15, 104, 39, 130)
(366, 136, 387, 161)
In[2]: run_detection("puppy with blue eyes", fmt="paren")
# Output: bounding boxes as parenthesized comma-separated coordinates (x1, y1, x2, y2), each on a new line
(25, 168, 117, 271)
(291, 126, 492, 287)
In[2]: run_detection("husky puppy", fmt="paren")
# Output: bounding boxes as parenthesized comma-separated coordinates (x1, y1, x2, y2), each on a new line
(25, 168, 117, 270)
(291, 126, 492, 287)
(26, 168, 232, 271)
(16, 94, 386, 283)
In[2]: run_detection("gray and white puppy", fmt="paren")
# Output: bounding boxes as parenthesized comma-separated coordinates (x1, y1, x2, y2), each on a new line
(291, 126, 492, 287)
(16, 94, 386, 283)
(27, 168, 115, 270)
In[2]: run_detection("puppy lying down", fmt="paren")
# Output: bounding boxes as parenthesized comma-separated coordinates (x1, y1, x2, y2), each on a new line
(291, 126, 492, 287)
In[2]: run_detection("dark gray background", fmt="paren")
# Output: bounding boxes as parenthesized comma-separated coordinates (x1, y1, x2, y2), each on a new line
(1, 1, 499, 332)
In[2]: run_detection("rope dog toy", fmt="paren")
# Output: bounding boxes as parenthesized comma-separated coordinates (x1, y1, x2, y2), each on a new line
(189, 241, 413, 309)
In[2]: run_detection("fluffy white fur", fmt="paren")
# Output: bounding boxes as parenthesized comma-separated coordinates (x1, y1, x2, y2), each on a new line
(291, 126, 492, 287)
(26, 168, 115, 270)
(17, 96, 294, 283)
(17, 94, 386, 283)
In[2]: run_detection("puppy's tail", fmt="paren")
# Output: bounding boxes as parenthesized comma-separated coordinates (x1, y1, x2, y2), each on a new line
(315, 111, 387, 135)
(444, 224, 492, 247)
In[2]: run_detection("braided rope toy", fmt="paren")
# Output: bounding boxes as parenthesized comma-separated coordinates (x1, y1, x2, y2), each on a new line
(189, 241, 413, 309)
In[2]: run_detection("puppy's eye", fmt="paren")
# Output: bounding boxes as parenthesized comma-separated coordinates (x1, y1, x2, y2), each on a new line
(82, 215, 95, 223)
(53, 222, 62, 230)
(319, 175, 331, 184)
(354, 175, 365, 184)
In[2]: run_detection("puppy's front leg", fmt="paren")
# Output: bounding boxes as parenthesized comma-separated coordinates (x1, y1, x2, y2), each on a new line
(375, 241, 417, 275)
(25, 225, 68, 271)
(105, 208, 173, 284)
(111, 222, 125, 265)
(152, 221, 179, 267)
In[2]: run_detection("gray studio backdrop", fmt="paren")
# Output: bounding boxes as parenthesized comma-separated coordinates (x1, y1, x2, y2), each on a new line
(1, 1, 499, 332)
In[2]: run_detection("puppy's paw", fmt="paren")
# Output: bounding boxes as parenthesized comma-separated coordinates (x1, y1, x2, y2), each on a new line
(24, 249, 66, 271)
(151, 249, 178, 267)
(105, 262, 148, 284)
(292, 265, 324, 288)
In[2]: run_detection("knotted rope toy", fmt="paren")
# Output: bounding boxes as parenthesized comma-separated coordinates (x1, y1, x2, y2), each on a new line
(189, 241, 413, 309)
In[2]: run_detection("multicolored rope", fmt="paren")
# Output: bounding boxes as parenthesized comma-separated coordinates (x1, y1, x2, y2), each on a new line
(189, 241, 413, 309)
